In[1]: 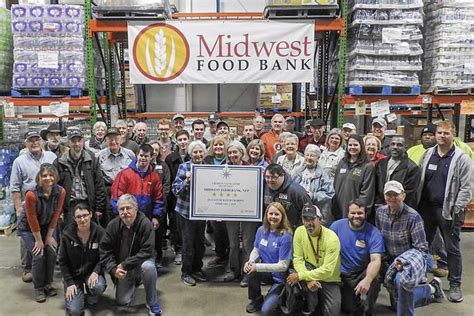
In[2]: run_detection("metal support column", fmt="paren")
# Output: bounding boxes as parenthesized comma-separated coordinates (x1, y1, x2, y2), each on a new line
(85, 0, 97, 126)
(116, 42, 127, 119)
(466, 115, 473, 142)
(103, 34, 114, 125)
(336, 0, 348, 128)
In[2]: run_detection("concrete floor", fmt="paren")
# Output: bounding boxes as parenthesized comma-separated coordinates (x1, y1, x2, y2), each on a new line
(0, 232, 472, 316)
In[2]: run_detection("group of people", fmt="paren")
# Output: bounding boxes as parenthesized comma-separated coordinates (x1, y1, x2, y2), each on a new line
(8, 111, 472, 316)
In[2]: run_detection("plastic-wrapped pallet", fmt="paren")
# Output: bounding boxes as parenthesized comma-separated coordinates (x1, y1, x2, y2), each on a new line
(11, 4, 85, 91)
(346, 0, 424, 94)
(0, 8, 13, 92)
(422, 0, 474, 93)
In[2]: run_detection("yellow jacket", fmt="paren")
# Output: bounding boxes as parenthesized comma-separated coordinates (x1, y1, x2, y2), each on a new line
(293, 225, 341, 282)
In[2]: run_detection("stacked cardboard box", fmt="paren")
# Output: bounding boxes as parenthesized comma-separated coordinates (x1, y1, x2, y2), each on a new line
(258, 84, 293, 111)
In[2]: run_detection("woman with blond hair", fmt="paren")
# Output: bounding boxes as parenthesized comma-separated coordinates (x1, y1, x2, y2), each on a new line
(85, 121, 107, 153)
(319, 128, 345, 179)
(243, 202, 292, 315)
(247, 139, 268, 169)
(364, 134, 386, 166)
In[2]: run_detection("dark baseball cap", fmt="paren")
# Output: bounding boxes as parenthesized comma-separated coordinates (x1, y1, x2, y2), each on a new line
(24, 130, 41, 140)
(208, 113, 218, 122)
(301, 204, 322, 219)
(216, 120, 229, 129)
(309, 118, 324, 128)
(421, 124, 436, 136)
(67, 128, 83, 140)
(105, 127, 121, 138)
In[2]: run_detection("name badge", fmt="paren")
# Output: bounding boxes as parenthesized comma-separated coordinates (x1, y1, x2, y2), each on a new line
(428, 164, 438, 171)
(91, 242, 99, 249)
(260, 239, 268, 247)
(355, 240, 366, 248)
(156, 165, 163, 170)
(340, 168, 347, 174)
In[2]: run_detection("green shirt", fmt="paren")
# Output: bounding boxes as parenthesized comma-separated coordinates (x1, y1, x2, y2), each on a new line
(293, 225, 341, 282)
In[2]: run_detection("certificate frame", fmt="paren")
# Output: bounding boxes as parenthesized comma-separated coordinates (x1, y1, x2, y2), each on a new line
(189, 164, 263, 221)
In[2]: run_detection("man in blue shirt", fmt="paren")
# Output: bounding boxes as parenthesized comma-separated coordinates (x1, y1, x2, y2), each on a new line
(330, 199, 385, 316)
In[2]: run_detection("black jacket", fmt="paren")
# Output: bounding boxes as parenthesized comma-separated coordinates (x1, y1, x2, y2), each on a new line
(375, 155, 421, 209)
(54, 150, 107, 224)
(59, 221, 105, 286)
(264, 175, 312, 230)
(100, 212, 155, 277)
(165, 150, 191, 213)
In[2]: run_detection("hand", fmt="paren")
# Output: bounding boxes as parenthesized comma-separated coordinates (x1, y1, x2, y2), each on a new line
(185, 172, 192, 183)
(243, 261, 256, 274)
(65, 284, 77, 302)
(306, 280, 321, 292)
(287, 272, 299, 285)
(354, 277, 371, 295)
(45, 236, 58, 250)
(152, 218, 160, 230)
(32, 240, 44, 256)
(95, 211, 103, 220)
(115, 264, 127, 279)
(88, 272, 99, 288)
(394, 260, 403, 271)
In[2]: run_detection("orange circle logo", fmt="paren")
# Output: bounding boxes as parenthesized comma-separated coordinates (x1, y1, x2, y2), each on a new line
(133, 23, 189, 82)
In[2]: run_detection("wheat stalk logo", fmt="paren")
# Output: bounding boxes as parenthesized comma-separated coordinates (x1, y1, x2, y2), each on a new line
(154, 29, 167, 75)
(143, 27, 178, 79)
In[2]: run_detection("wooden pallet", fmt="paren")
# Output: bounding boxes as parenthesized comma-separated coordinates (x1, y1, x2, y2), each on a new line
(347, 85, 421, 96)
(0, 223, 16, 236)
(432, 88, 473, 96)
(10, 87, 85, 98)
(93, 6, 170, 20)
(264, 5, 339, 19)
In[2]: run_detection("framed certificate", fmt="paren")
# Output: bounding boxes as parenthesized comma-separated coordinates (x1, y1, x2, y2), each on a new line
(190, 164, 264, 221)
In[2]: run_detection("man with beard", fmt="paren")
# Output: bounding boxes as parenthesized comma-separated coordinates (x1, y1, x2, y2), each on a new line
(40, 123, 68, 157)
(55, 128, 107, 226)
(10, 130, 57, 283)
(375, 136, 421, 209)
(287, 204, 341, 315)
(407, 124, 437, 165)
(330, 200, 385, 316)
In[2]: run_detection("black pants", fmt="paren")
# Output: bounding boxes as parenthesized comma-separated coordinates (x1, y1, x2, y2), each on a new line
(341, 270, 379, 315)
(155, 213, 167, 261)
(178, 215, 206, 275)
(209, 220, 229, 259)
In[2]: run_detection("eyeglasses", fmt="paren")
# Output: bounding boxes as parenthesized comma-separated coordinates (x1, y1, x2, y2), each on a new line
(265, 175, 281, 181)
(75, 214, 90, 220)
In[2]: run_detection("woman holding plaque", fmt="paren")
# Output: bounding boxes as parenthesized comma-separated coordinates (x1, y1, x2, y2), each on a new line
(247, 139, 269, 169)
(243, 202, 292, 315)
(172, 140, 208, 287)
(221, 141, 260, 287)
(203, 136, 230, 267)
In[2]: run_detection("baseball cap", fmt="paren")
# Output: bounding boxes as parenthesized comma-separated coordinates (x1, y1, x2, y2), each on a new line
(421, 124, 436, 136)
(304, 119, 312, 127)
(208, 113, 218, 122)
(216, 120, 229, 129)
(24, 130, 41, 140)
(372, 117, 387, 128)
(173, 113, 185, 121)
(301, 203, 322, 219)
(309, 118, 324, 128)
(67, 128, 83, 140)
(285, 116, 295, 122)
(342, 123, 356, 131)
(384, 180, 405, 194)
(105, 127, 121, 138)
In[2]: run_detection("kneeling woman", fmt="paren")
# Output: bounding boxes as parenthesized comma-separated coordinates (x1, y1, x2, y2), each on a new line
(18, 163, 65, 302)
(59, 203, 107, 316)
(244, 202, 293, 315)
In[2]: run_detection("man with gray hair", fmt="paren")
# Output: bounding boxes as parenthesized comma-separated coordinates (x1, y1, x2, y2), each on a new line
(261, 114, 285, 162)
(133, 122, 149, 145)
(100, 194, 161, 315)
(115, 119, 139, 153)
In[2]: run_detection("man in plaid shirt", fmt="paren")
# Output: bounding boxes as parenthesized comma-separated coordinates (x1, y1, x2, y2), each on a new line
(371, 181, 445, 316)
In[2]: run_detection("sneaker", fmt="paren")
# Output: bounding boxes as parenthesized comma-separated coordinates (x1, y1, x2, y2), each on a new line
(240, 274, 250, 288)
(191, 270, 207, 282)
(207, 256, 226, 267)
(429, 277, 445, 303)
(246, 296, 263, 313)
(22, 270, 32, 283)
(181, 273, 196, 286)
(35, 289, 47, 303)
(148, 303, 162, 315)
(44, 284, 57, 297)
(174, 253, 182, 265)
(432, 267, 449, 278)
(448, 285, 464, 303)
(86, 295, 99, 305)
(223, 271, 238, 282)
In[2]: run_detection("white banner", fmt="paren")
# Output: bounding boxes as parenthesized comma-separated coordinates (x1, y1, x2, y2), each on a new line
(128, 21, 315, 84)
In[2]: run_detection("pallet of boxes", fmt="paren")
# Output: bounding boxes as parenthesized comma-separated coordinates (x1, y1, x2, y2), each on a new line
(258, 84, 293, 113)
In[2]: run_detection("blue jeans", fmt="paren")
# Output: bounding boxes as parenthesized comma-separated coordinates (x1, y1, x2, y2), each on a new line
(248, 272, 284, 316)
(394, 273, 432, 316)
(20, 230, 57, 289)
(115, 259, 158, 307)
(64, 275, 107, 316)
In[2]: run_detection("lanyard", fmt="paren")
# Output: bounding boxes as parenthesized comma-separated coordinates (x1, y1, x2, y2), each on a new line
(307, 227, 322, 265)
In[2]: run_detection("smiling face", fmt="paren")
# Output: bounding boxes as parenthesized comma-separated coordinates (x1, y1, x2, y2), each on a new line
(212, 141, 225, 158)
(158, 124, 171, 140)
(304, 151, 319, 168)
(365, 138, 378, 157)
(106, 134, 122, 153)
(116, 122, 128, 138)
(95, 126, 106, 140)
(26, 136, 42, 155)
(228, 147, 243, 165)
(384, 191, 406, 212)
(328, 134, 342, 150)
(436, 126, 454, 147)
(135, 124, 147, 140)
(243, 125, 255, 139)
(174, 119, 184, 131)
(266, 206, 282, 230)
(372, 123, 385, 139)
(191, 146, 205, 164)
(46, 132, 61, 148)
(151, 143, 161, 161)
(421, 132, 436, 148)
(137, 149, 152, 170)
(193, 123, 205, 140)
(217, 125, 229, 138)
(348, 203, 365, 229)
(348, 138, 362, 159)
(310, 126, 324, 141)
(254, 117, 265, 131)
(271, 115, 284, 133)
(265, 171, 284, 190)
(389, 136, 406, 159)
(284, 138, 298, 156)
(302, 216, 320, 236)
(39, 169, 56, 188)
(248, 145, 262, 161)
(176, 134, 189, 151)
(69, 136, 84, 158)
(74, 208, 92, 230)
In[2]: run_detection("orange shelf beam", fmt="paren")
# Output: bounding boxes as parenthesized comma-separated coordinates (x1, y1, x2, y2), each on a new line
(343, 95, 471, 105)
(343, 110, 454, 116)
(127, 111, 305, 119)
(2, 97, 92, 107)
(89, 20, 127, 37)
(13, 113, 91, 119)
(315, 18, 345, 36)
